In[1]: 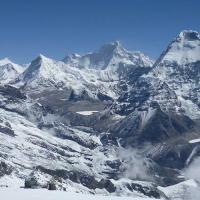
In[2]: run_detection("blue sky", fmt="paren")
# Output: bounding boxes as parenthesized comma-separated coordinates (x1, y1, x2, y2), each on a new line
(0, 0, 200, 63)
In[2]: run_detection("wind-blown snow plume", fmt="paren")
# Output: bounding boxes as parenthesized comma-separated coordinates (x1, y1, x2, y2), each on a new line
(181, 157, 200, 200)
(117, 147, 152, 181)
(184, 157, 200, 183)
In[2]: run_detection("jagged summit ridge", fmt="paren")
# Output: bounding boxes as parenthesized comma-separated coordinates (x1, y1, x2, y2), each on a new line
(0, 57, 25, 84)
(21, 54, 59, 82)
(63, 41, 153, 70)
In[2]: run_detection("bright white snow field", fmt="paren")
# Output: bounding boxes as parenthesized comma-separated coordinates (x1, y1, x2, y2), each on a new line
(0, 189, 158, 200)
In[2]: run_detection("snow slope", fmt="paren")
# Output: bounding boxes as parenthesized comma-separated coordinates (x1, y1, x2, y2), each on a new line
(159, 179, 199, 200)
(76, 111, 99, 115)
(1, 179, 199, 200)
(189, 138, 200, 143)
(0, 189, 158, 200)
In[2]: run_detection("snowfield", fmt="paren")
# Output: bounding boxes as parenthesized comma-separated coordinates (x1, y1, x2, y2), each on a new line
(0, 189, 158, 200)
(76, 111, 99, 115)
(189, 138, 200, 144)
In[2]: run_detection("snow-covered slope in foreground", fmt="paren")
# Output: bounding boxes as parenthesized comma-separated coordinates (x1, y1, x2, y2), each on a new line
(2, 179, 200, 200)
(1, 179, 200, 200)
(0, 189, 161, 200)
(160, 179, 200, 200)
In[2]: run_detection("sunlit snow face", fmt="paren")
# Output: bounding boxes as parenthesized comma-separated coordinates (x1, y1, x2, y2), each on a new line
(162, 31, 200, 65)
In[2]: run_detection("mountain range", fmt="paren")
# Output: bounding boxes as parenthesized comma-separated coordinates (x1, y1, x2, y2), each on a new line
(0, 30, 200, 199)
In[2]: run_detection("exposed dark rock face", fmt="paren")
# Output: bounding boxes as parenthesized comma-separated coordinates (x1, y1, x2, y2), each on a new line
(97, 92, 113, 102)
(0, 162, 13, 177)
(69, 90, 91, 102)
(126, 183, 164, 199)
(34, 166, 116, 193)
(47, 180, 57, 190)
(24, 177, 42, 189)
(24, 171, 47, 189)
(0, 85, 26, 100)
(0, 124, 15, 137)
(98, 179, 116, 193)
(109, 108, 196, 147)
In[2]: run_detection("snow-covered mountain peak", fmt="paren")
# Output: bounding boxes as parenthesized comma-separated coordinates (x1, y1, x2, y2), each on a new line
(142, 30, 200, 119)
(0, 57, 13, 66)
(0, 57, 24, 71)
(88, 41, 153, 69)
(0, 57, 26, 84)
(21, 54, 60, 83)
(154, 30, 200, 66)
(34, 54, 53, 64)
(63, 41, 153, 70)
(62, 41, 127, 70)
